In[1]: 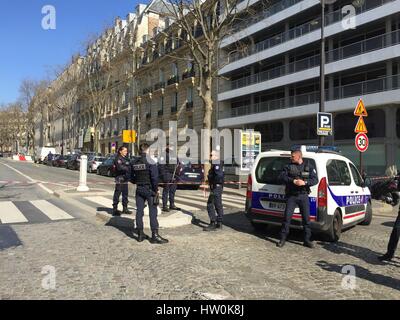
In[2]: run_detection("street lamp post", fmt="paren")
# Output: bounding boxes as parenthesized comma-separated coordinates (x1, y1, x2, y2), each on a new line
(319, 0, 326, 147)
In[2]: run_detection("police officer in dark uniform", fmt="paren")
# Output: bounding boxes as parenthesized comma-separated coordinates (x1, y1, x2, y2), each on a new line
(131, 143, 168, 244)
(204, 150, 224, 231)
(159, 145, 180, 213)
(112, 146, 132, 216)
(278, 149, 318, 248)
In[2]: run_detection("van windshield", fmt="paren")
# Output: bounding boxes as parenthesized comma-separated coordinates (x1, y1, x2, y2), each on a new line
(255, 157, 317, 185)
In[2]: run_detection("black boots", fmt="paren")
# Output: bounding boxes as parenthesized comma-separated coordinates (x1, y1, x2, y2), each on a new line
(203, 221, 223, 231)
(112, 208, 121, 216)
(169, 205, 181, 211)
(137, 229, 148, 242)
(162, 207, 170, 213)
(378, 253, 393, 262)
(303, 240, 315, 249)
(150, 230, 169, 244)
(122, 207, 132, 215)
(276, 239, 286, 248)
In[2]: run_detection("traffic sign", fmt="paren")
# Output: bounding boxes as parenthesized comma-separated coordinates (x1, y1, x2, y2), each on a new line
(355, 133, 369, 152)
(317, 112, 333, 136)
(123, 130, 136, 143)
(354, 116, 368, 133)
(354, 99, 368, 116)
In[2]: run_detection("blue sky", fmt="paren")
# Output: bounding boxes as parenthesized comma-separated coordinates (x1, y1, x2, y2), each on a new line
(0, 0, 140, 105)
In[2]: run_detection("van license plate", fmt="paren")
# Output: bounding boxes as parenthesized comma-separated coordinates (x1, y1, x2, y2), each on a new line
(267, 202, 286, 211)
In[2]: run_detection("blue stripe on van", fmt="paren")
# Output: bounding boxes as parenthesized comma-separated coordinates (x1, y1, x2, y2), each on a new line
(251, 191, 317, 217)
(327, 187, 370, 207)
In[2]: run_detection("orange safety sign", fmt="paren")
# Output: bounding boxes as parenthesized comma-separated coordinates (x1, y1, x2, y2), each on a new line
(354, 116, 368, 133)
(354, 99, 368, 117)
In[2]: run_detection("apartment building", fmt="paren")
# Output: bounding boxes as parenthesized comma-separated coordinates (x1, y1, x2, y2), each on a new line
(218, 0, 400, 176)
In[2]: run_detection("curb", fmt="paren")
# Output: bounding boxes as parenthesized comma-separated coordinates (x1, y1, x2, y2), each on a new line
(95, 211, 193, 229)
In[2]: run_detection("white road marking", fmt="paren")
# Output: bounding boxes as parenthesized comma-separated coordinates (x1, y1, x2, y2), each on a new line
(30, 200, 74, 221)
(0, 202, 29, 224)
(176, 194, 243, 209)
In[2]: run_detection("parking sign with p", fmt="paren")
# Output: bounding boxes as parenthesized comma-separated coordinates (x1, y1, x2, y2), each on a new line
(317, 112, 333, 136)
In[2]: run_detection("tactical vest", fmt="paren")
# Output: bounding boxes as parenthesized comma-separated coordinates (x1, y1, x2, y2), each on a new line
(287, 162, 311, 194)
(132, 157, 151, 185)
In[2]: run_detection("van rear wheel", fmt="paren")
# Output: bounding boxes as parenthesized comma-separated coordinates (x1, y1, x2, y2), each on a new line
(324, 210, 342, 242)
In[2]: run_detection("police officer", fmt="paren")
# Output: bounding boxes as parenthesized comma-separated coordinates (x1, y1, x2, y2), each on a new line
(277, 149, 318, 248)
(112, 146, 132, 216)
(131, 143, 168, 244)
(204, 150, 224, 231)
(159, 144, 180, 213)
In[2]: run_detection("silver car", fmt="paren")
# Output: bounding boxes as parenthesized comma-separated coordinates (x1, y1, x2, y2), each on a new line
(87, 156, 106, 173)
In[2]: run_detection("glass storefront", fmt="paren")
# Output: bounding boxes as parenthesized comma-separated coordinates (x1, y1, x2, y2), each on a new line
(340, 144, 386, 176)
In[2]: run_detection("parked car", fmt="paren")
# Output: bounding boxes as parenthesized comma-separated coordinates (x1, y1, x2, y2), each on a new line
(176, 161, 204, 190)
(53, 155, 70, 167)
(88, 156, 106, 173)
(66, 154, 81, 170)
(97, 156, 117, 177)
(45, 154, 60, 166)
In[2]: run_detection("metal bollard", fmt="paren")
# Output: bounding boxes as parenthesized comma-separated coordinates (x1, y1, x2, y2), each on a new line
(77, 155, 90, 192)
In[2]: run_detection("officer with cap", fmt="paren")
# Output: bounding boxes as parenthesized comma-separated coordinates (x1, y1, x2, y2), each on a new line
(112, 146, 132, 216)
(204, 150, 224, 231)
(131, 143, 168, 244)
(159, 144, 180, 213)
(277, 149, 318, 248)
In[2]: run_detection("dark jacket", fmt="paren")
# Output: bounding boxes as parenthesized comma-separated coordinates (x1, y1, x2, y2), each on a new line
(131, 154, 159, 193)
(208, 162, 224, 186)
(158, 152, 179, 183)
(280, 161, 318, 195)
(114, 155, 131, 182)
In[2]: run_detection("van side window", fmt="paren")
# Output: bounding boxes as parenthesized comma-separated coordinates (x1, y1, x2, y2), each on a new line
(349, 163, 363, 187)
(327, 160, 352, 186)
(326, 160, 341, 186)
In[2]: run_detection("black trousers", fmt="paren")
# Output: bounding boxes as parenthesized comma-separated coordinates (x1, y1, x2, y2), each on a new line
(386, 210, 400, 258)
(207, 185, 224, 223)
(135, 186, 159, 231)
(113, 180, 128, 209)
(280, 193, 312, 242)
(162, 182, 177, 207)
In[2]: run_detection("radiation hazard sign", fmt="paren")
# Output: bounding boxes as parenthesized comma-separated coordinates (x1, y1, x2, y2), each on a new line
(354, 99, 368, 117)
(354, 116, 367, 133)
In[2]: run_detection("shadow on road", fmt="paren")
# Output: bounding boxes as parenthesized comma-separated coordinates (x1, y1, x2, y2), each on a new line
(316, 260, 400, 292)
(319, 241, 400, 267)
(382, 221, 395, 228)
(0, 226, 22, 250)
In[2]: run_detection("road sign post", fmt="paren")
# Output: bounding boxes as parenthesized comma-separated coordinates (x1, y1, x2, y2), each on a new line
(354, 99, 368, 174)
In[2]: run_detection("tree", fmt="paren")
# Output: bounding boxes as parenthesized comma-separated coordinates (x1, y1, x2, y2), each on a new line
(159, 0, 253, 133)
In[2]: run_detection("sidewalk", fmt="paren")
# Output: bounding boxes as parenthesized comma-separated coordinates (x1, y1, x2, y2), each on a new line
(54, 187, 193, 229)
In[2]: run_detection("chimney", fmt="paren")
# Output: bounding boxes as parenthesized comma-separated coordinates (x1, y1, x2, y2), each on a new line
(136, 4, 147, 16)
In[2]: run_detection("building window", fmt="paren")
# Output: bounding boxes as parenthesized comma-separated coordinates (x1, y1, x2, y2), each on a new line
(187, 115, 193, 129)
(289, 117, 317, 141)
(335, 109, 385, 140)
(161, 97, 164, 111)
(172, 63, 178, 77)
(255, 122, 283, 143)
(397, 108, 400, 138)
(125, 117, 129, 130)
(187, 87, 193, 103)
(159, 69, 165, 83)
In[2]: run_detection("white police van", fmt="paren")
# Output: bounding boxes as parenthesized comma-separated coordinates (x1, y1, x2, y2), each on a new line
(245, 145, 372, 242)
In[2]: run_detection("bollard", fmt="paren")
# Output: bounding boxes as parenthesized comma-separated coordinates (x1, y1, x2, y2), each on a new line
(77, 155, 90, 192)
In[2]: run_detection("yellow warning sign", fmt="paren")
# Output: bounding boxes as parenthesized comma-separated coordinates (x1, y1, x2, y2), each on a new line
(123, 130, 136, 143)
(354, 116, 368, 133)
(354, 99, 368, 116)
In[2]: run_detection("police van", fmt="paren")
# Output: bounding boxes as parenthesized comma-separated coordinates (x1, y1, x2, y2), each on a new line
(245, 145, 372, 242)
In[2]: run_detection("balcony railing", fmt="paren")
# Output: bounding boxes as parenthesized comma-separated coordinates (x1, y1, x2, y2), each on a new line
(154, 82, 166, 91)
(228, 0, 395, 64)
(224, 29, 400, 93)
(231, 0, 304, 34)
(167, 76, 180, 86)
(182, 69, 196, 80)
(221, 74, 400, 119)
(143, 87, 153, 95)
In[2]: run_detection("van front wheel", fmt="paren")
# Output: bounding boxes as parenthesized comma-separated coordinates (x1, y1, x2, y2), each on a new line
(360, 202, 372, 226)
(324, 210, 342, 242)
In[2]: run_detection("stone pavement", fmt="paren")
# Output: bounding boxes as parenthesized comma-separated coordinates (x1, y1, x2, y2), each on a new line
(0, 201, 399, 300)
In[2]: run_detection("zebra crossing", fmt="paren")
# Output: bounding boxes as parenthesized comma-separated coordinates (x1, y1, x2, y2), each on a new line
(80, 191, 246, 216)
(0, 199, 75, 225)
